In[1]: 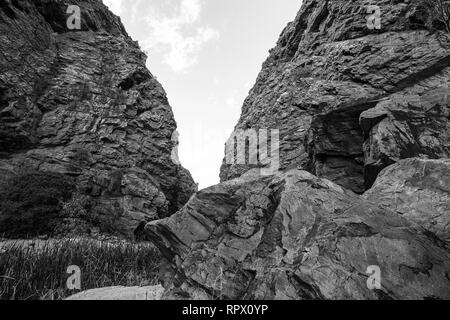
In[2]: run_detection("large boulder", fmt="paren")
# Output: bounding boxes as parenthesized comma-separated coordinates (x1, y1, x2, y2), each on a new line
(364, 158, 450, 244)
(0, 0, 196, 238)
(146, 170, 450, 300)
(360, 90, 450, 188)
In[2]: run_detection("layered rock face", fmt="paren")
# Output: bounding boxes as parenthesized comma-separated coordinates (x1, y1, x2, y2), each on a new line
(147, 169, 450, 300)
(2, 0, 449, 300)
(0, 0, 196, 237)
(146, 0, 450, 300)
(219, 0, 450, 194)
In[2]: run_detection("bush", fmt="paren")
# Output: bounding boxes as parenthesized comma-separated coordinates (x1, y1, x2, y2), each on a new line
(0, 238, 160, 300)
(0, 171, 75, 238)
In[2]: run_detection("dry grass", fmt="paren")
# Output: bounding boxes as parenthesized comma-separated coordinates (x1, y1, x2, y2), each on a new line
(0, 238, 161, 300)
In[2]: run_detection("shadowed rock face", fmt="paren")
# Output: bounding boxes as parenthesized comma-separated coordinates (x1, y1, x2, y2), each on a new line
(146, 169, 450, 300)
(219, 0, 450, 194)
(0, 0, 197, 237)
(360, 90, 450, 188)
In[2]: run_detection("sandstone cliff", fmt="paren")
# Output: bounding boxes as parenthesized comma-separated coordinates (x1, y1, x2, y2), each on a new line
(146, 0, 450, 300)
(0, 0, 196, 238)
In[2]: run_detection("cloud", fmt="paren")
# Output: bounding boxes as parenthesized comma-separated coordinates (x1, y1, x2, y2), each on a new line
(142, 0, 219, 72)
(103, 0, 124, 16)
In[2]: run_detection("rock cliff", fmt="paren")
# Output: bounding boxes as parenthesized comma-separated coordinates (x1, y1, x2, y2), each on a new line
(0, 0, 196, 238)
(364, 158, 450, 243)
(146, 0, 450, 300)
(220, 0, 450, 194)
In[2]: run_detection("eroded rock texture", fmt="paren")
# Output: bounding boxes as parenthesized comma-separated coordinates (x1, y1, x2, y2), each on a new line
(145, 0, 450, 301)
(146, 169, 450, 300)
(0, 0, 196, 237)
(360, 89, 450, 187)
(365, 158, 450, 244)
(220, 0, 450, 194)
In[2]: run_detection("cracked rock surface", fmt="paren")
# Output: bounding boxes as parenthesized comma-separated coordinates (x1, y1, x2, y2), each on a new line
(146, 169, 450, 300)
(146, 0, 450, 300)
(1, 0, 449, 300)
(0, 0, 196, 237)
(364, 158, 450, 244)
(219, 0, 450, 194)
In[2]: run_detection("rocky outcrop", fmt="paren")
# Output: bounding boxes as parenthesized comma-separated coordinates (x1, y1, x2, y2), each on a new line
(220, 0, 450, 194)
(66, 285, 165, 300)
(0, 0, 196, 237)
(146, 169, 450, 300)
(144, 0, 450, 300)
(360, 89, 449, 187)
(364, 158, 450, 244)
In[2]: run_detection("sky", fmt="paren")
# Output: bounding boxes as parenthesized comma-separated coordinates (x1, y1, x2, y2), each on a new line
(102, 0, 301, 188)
